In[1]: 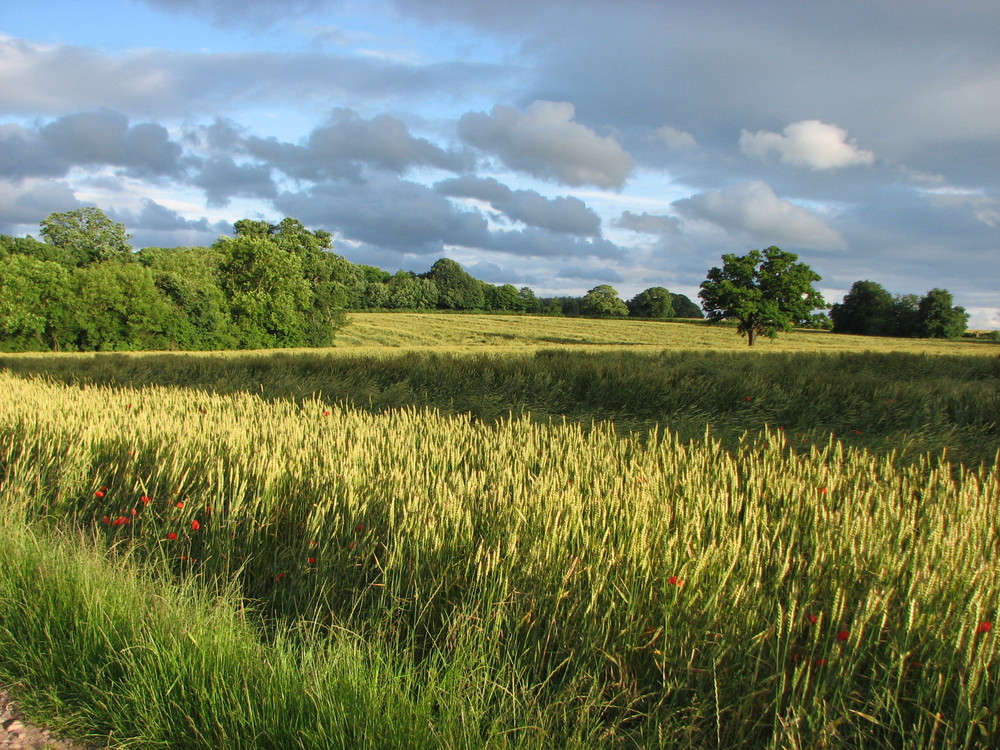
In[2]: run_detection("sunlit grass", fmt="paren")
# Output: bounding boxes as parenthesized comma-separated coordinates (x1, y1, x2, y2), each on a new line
(0, 314, 998, 748)
(1, 368, 998, 748)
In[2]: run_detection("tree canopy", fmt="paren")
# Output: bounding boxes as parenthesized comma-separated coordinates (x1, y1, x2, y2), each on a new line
(39, 206, 132, 266)
(580, 285, 629, 318)
(627, 287, 675, 319)
(699, 246, 826, 346)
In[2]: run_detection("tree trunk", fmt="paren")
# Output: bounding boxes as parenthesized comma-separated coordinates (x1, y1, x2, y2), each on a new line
(748, 328, 755, 346)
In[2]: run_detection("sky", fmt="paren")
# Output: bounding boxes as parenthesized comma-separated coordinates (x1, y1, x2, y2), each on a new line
(1, 0, 998, 328)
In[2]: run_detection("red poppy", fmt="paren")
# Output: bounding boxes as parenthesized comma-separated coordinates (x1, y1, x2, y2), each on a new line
(167, 532, 178, 540)
(836, 630, 849, 641)
(976, 621, 992, 634)
(744, 396, 752, 402)
(191, 519, 201, 531)
(819, 488, 828, 494)
(102, 516, 110, 524)
(131, 508, 138, 516)
(175, 501, 185, 509)
(140, 495, 151, 505)
(807, 614, 819, 625)
(354, 523, 365, 533)
(815, 658, 827, 667)
(308, 557, 317, 564)
(668, 576, 683, 586)
(112, 516, 129, 526)
(323, 410, 331, 416)
(274, 573, 286, 581)
(94, 490, 105, 498)
(910, 660, 922, 668)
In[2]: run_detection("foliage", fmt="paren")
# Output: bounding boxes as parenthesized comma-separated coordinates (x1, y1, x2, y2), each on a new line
(423, 258, 485, 310)
(831, 282, 970, 339)
(699, 246, 827, 346)
(580, 285, 628, 317)
(39, 206, 132, 266)
(830, 280, 895, 335)
(0, 255, 76, 351)
(918, 287, 970, 339)
(72, 262, 178, 351)
(627, 286, 675, 318)
(669, 292, 704, 319)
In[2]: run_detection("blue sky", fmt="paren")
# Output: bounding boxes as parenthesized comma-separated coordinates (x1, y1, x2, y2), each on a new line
(1, 0, 998, 327)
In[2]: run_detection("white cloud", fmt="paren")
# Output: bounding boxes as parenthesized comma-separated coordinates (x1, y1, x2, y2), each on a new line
(673, 180, 846, 249)
(457, 100, 634, 189)
(739, 120, 874, 170)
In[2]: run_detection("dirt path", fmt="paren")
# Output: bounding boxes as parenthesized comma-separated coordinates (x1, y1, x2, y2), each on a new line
(0, 691, 102, 750)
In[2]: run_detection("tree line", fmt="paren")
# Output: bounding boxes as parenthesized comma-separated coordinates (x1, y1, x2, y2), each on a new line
(0, 207, 702, 352)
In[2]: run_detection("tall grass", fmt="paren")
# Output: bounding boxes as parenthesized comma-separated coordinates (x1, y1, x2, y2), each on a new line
(2, 372, 998, 747)
(2, 347, 998, 464)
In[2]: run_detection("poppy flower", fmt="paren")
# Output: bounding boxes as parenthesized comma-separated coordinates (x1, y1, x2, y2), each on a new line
(191, 519, 201, 531)
(807, 614, 819, 625)
(323, 410, 331, 417)
(167, 532, 178, 540)
(102, 516, 110, 524)
(112, 516, 129, 526)
(976, 621, 992, 634)
(819, 488, 828, 494)
(815, 658, 828, 667)
(354, 524, 365, 533)
(308, 557, 317, 564)
(140, 495, 151, 505)
(668, 576, 683, 586)
(175, 501, 185, 509)
(131, 508, 138, 516)
(94, 490, 105, 498)
(836, 630, 849, 642)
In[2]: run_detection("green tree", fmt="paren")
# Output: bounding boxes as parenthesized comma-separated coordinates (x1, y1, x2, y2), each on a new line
(669, 293, 703, 319)
(918, 288, 969, 339)
(699, 246, 826, 346)
(518, 287, 541, 314)
(484, 283, 522, 312)
(216, 235, 313, 349)
(39, 207, 132, 266)
(424, 258, 485, 310)
(136, 246, 235, 350)
(0, 255, 77, 351)
(580, 285, 629, 318)
(73, 262, 177, 350)
(830, 280, 895, 335)
(627, 287, 675, 318)
(890, 294, 921, 337)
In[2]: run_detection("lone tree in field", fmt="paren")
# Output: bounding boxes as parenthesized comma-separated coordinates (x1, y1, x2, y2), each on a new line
(699, 246, 826, 346)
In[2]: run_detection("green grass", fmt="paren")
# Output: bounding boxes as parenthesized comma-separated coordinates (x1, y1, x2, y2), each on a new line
(1, 313, 998, 748)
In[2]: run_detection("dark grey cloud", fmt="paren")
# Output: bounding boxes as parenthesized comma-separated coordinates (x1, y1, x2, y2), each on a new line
(0, 110, 183, 180)
(457, 101, 634, 189)
(274, 177, 492, 256)
(274, 175, 626, 262)
(111, 198, 231, 248)
(239, 109, 470, 182)
(435, 176, 601, 236)
(0, 179, 80, 235)
(189, 156, 277, 208)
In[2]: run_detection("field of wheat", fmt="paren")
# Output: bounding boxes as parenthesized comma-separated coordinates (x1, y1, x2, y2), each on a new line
(1, 315, 998, 748)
